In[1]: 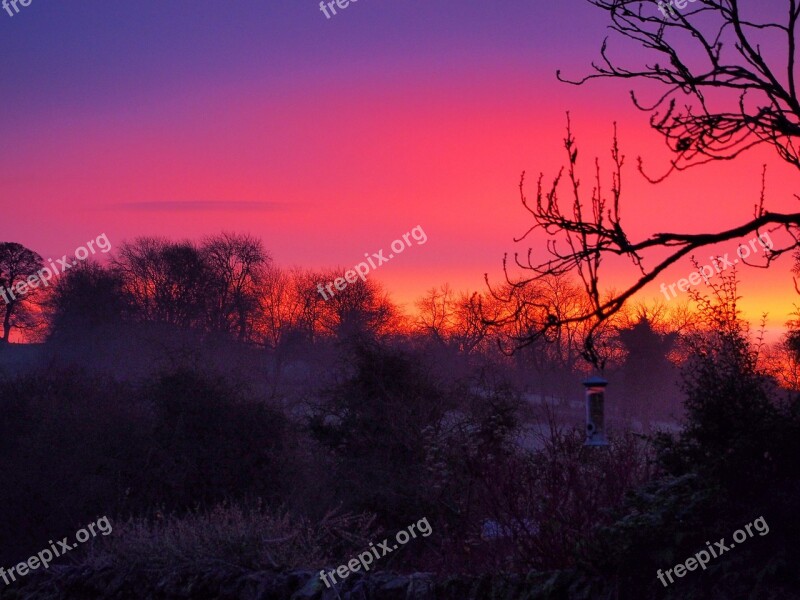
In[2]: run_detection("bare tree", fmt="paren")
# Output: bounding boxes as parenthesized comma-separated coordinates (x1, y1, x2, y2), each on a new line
(488, 121, 658, 367)
(614, 298, 697, 335)
(562, 0, 800, 177)
(415, 285, 500, 355)
(113, 237, 208, 329)
(286, 268, 332, 344)
(0, 243, 44, 343)
(415, 284, 456, 347)
(449, 291, 499, 355)
(491, 1, 800, 364)
(257, 264, 298, 350)
(317, 270, 397, 340)
(202, 232, 270, 342)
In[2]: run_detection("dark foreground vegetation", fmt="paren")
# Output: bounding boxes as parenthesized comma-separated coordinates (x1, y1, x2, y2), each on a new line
(0, 240, 798, 598)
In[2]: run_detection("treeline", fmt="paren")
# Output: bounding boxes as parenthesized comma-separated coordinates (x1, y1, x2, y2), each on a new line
(2, 233, 422, 346)
(0, 234, 679, 386)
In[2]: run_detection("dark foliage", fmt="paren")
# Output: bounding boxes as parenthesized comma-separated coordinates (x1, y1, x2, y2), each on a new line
(0, 368, 291, 566)
(582, 281, 800, 598)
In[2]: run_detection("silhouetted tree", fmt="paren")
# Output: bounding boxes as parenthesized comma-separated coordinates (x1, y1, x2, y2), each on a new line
(415, 285, 499, 354)
(490, 2, 800, 362)
(317, 271, 397, 341)
(202, 232, 270, 341)
(285, 268, 330, 344)
(46, 261, 132, 340)
(565, 0, 800, 176)
(257, 264, 297, 350)
(113, 237, 209, 329)
(617, 317, 679, 423)
(0, 242, 44, 343)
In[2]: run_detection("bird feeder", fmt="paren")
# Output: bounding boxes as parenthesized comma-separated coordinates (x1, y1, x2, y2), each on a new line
(583, 375, 609, 446)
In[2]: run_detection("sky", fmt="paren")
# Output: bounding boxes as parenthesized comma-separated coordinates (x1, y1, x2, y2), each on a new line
(1, 0, 799, 335)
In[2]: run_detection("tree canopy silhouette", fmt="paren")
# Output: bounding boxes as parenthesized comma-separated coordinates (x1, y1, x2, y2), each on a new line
(0, 242, 44, 343)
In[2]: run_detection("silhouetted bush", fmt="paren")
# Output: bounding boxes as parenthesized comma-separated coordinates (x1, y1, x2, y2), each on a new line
(143, 369, 291, 508)
(309, 341, 453, 528)
(0, 368, 295, 566)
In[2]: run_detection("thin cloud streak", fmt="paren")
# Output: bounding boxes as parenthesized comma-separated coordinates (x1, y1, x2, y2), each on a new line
(107, 201, 297, 212)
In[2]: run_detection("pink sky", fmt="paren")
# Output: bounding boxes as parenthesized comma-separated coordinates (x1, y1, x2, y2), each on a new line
(2, 1, 799, 338)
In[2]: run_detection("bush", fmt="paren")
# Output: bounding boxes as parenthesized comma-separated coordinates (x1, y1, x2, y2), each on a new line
(0, 368, 298, 566)
(309, 341, 452, 527)
(143, 369, 292, 508)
